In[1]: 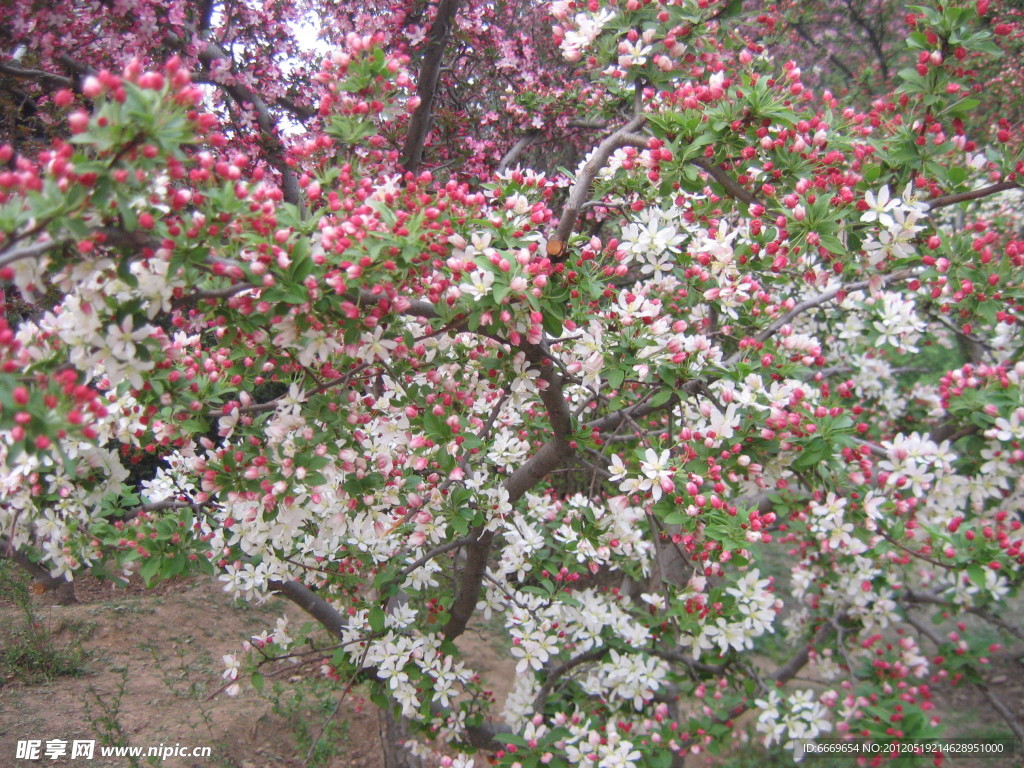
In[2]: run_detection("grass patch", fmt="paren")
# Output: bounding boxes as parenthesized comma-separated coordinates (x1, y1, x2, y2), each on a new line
(0, 560, 91, 685)
(266, 677, 352, 768)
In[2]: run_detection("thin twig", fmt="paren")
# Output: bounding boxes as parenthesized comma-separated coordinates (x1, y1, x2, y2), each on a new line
(532, 647, 607, 712)
(904, 612, 1024, 744)
(928, 181, 1020, 210)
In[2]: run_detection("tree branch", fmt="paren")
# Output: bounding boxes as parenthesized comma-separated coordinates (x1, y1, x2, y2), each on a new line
(583, 272, 912, 437)
(927, 181, 1020, 210)
(692, 159, 764, 209)
(444, 341, 575, 641)
(194, 0, 217, 34)
(0, 237, 70, 269)
(775, 613, 842, 684)
(584, 388, 683, 434)
(269, 577, 509, 751)
(0, 536, 76, 604)
(441, 530, 494, 641)
(269, 579, 349, 636)
(196, 40, 303, 207)
(788, 23, 856, 85)
(497, 130, 541, 174)
(840, 0, 890, 81)
(352, 289, 439, 320)
(401, 0, 462, 173)
(903, 588, 1024, 643)
(399, 536, 473, 578)
(742, 269, 914, 353)
(0, 62, 74, 90)
(532, 646, 607, 712)
(904, 611, 1024, 745)
(976, 683, 1024, 746)
(668, 611, 846, 755)
(548, 116, 647, 260)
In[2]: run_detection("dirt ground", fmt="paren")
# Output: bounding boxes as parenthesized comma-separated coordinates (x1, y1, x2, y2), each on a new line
(0, 571, 520, 768)
(0, 574, 391, 768)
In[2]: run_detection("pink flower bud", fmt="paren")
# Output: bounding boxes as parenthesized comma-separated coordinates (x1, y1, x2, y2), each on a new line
(82, 76, 103, 98)
(67, 115, 92, 140)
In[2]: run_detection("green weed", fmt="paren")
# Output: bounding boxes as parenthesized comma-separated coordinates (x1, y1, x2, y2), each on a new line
(0, 560, 90, 685)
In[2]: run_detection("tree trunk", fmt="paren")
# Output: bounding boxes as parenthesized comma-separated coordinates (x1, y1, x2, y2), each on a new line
(1, 539, 78, 604)
(379, 707, 423, 768)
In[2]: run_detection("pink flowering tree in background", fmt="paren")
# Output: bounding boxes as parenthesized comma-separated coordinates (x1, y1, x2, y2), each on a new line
(1, 0, 1024, 766)
(770, 0, 1024, 131)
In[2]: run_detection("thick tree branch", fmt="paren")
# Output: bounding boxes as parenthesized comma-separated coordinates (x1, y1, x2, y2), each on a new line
(0, 62, 74, 90)
(401, 0, 462, 172)
(499, 438, 572, 503)
(194, 0, 217, 34)
(196, 40, 302, 207)
(548, 116, 647, 259)
(269, 579, 349, 636)
(441, 530, 494, 641)
(771, 611, 844, 685)
(444, 341, 574, 641)
(0, 237, 70, 269)
(275, 95, 317, 122)
(497, 130, 541, 173)
(521, 342, 573, 441)
(55, 55, 94, 79)
(269, 578, 509, 751)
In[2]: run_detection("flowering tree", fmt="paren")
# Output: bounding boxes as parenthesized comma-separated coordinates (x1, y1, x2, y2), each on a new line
(770, 0, 1024, 131)
(2, 0, 1024, 766)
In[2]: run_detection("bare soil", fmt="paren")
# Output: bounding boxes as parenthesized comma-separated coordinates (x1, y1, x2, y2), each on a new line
(0, 575, 386, 768)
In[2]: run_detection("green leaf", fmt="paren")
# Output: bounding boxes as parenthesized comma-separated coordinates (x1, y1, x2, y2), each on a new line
(542, 311, 563, 338)
(790, 439, 828, 470)
(423, 411, 449, 439)
(648, 389, 674, 409)
(949, 98, 980, 116)
(945, 166, 969, 186)
(180, 418, 210, 435)
(818, 233, 847, 255)
(497, 734, 529, 748)
(140, 556, 161, 586)
(369, 606, 386, 633)
(289, 252, 313, 284)
(717, 0, 743, 21)
(606, 368, 625, 391)
(166, 551, 188, 578)
(967, 564, 986, 588)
